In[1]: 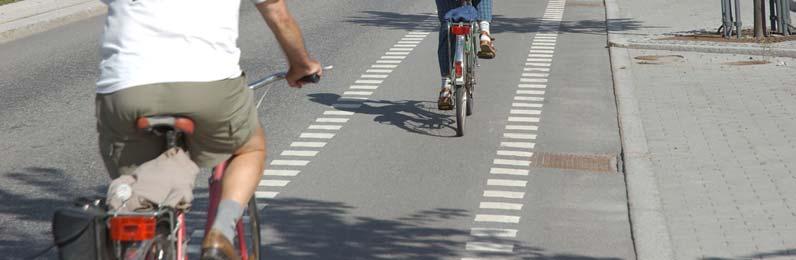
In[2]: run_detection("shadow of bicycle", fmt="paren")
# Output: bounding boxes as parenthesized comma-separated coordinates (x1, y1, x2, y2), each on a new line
(308, 93, 459, 138)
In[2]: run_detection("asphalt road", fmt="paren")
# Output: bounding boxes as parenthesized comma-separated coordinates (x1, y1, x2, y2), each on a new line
(0, 0, 634, 259)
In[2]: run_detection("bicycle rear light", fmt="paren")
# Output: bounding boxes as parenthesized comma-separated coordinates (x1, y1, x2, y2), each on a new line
(110, 216, 156, 241)
(450, 25, 471, 35)
(455, 61, 463, 78)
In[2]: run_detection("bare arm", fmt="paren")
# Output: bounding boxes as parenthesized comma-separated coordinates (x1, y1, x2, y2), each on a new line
(256, 0, 322, 87)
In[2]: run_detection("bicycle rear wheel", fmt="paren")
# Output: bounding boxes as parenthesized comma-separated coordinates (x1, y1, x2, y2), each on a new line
(455, 85, 467, 137)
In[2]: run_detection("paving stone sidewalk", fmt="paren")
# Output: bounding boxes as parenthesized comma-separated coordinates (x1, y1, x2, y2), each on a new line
(627, 49, 796, 259)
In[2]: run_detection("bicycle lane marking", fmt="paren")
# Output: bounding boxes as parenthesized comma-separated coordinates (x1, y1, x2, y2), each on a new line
(462, 0, 566, 258)
(185, 16, 437, 254)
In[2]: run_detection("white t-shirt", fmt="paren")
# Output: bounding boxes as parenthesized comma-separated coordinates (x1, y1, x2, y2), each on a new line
(97, 0, 258, 93)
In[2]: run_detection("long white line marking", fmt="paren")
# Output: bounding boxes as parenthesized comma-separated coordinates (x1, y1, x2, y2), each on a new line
(497, 150, 534, 157)
(255, 191, 278, 199)
(350, 85, 379, 90)
(323, 110, 355, 116)
(343, 91, 373, 96)
(525, 62, 552, 67)
(377, 60, 402, 64)
(263, 170, 300, 176)
(487, 179, 528, 187)
(512, 103, 543, 109)
(505, 125, 540, 131)
(393, 44, 418, 47)
(259, 180, 290, 187)
(389, 48, 413, 51)
(529, 54, 554, 58)
(381, 56, 406, 60)
(300, 133, 335, 139)
(386, 52, 411, 55)
(514, 96, 545, 101)
(480, 201, 524, 210)
(308, 124, 343, 130)
(508, 117, 540, 123)
(509, 109, 542, 115)
(493, 159, 531, 167)
(475, 214, 521, 223)
(271, 160, 309, 166)
(280, 150, 319, 157)
(366, 69, 394, 74)
(361, 74, 389, 79)
(470, 228, 518, 238)
(466, 242, 514, 253)
(520, 78, 548, 83)
(290, 141, 327, 147)
(490, 168, 529, 176)
(517, 90, 546, 95)
(501, 142, 536, 149)
(372, 64, 398, 68)
(316, 118, 349, 123)
(524, 67, 551, 72)
(484, 190, 526, 199)
(503, 133, 538, 140)
(354, 80, 382, 84)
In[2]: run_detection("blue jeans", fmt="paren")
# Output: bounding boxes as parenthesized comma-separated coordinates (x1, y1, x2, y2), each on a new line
(436, 0, 492, 77)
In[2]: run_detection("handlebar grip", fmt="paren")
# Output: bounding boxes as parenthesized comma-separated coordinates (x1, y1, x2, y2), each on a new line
(299, 74, 321, 84)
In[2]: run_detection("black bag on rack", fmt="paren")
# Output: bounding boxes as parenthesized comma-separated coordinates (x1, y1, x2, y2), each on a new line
(52, 197, 112, 260)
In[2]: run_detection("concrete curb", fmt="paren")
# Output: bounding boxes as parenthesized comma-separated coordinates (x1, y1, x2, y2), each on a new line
(604, 0, 676, 259)
(610, 40, 796, 58)
(0, 0, 106, 44)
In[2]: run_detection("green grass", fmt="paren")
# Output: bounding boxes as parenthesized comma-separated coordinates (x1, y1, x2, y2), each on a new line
(0, 0, 20, 5)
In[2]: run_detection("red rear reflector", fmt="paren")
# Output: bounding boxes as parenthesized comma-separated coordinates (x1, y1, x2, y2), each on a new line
(450, 25, 471, 35)
(455, 61, 463, 77)
(110, 216, 156, 241)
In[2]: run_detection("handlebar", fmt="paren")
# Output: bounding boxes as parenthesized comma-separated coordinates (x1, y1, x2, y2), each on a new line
(248, 65, 333, 90)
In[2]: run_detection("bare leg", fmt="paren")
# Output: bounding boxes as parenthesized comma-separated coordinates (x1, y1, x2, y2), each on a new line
(222, 126, 266, 205)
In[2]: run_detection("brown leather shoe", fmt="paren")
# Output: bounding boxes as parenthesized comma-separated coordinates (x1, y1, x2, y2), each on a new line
(201, 229, 240, 260)
(478, 40, 496, 59)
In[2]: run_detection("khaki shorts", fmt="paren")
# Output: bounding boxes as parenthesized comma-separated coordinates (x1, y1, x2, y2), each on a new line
(96, 76, 259, 178)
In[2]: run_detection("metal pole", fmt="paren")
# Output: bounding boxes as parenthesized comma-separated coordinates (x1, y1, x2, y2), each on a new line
(722, 0, 731, 37)
(779, 0, 793, 36)
(735, 0, 743, 38)
(762, 0, 769, 36)
(770, 0, 778, 32)
(755, 0, 764, 39)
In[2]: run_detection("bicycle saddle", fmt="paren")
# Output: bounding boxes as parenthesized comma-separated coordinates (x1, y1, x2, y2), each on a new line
(444, 6, 478, 22)
(136, 116, 195, 135)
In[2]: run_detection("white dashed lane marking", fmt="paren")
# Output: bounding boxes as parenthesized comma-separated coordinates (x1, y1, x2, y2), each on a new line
(464, 0, 566, 257)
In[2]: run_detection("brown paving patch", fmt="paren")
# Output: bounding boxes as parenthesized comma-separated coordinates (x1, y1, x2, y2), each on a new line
(723, 60, 772, 66)
(633, 55, 685, 65)
(531, 152, 618, 173)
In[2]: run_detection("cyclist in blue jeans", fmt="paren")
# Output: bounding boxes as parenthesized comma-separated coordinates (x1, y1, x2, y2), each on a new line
(436, 0, 495, 110)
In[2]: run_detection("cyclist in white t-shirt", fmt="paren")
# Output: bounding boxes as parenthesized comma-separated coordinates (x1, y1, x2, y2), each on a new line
(95, 0, 321, 259)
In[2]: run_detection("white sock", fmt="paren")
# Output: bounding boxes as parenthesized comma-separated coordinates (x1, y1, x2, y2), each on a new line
(480, 21, 491, 41)
(441, 77, 451, 88)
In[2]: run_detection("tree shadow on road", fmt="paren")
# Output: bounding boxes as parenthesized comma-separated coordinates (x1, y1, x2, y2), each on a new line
(344, 11, 439, 32)
(344, 10, 650, 36)
(307, 93, 459, 138)
(259, 197, 625, 260)
(0, 167, 106, 259)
